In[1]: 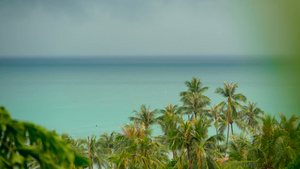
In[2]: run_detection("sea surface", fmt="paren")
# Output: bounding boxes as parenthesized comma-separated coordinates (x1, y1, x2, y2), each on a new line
(0, 57, 287, 138)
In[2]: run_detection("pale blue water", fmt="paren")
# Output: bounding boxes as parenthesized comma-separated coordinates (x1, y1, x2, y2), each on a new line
(0, 57, 285, 138)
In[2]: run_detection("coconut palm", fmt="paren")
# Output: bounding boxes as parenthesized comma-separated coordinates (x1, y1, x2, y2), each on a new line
(156, 104, 183, 159)
(180, 77, 210, 119)
(98, 132, 117, 168)
(129, 105, 157, 130)
(86, 134, 109, 169)
(172, 119, 196, 169)
(208, 105, 226, 136)
(215, 82, 247, 155)
(61, 133, 88, 157)
(241, 101, 264, 130)
(228, 133, 253, 162)
(273, 113, 300, 168)
(278, 113, 300, 153)
(114, 123, 167, 168)
(192, 118, 224, 169)
(227, 114, 300, 168)
(170, 117, 220, 169)
(157, 104, 182, 133)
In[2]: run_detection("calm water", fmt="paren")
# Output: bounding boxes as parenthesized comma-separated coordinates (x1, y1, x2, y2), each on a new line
(0, 58, 286, 138)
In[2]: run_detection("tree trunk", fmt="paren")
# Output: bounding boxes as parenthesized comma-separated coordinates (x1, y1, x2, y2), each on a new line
(216, 127, 219, 146)
(187, 146, 192, 169)
(172, 150, 177, 159)
(88, 136, 93, 169)
(224, 122, 230, 157)
(225, 98, 231, 157)
(231, 123, 234, 135)
(145, 124, 149, 130)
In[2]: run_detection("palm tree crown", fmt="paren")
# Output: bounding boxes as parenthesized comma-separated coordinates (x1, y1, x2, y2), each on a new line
(180, 77, 210, 119)
(215, 82, 247, 156)
(129, 104, 157, 129)
(241, 101, 264, 130)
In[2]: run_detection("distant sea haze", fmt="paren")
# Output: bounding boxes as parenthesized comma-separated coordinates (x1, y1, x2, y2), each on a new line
(0, 56, 270, 66)
(0, 56, 283, 138)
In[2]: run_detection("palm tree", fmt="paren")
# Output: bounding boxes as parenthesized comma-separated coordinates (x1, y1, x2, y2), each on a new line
(170, 117, 219, 169)
(129, 105, 157, 130)
(228, 114, 300, 168)
(192, 118, 224, 169)
(86, 134, 109, 169)
(173, 119, 196, 169)
(157, 104, 182, 159)
(157, 104, 182, 132)
(215, 82, 246, 155)
(61, 133, 91, 169)
(208, 105, 226, 136)
(225, 134, 259, 169)
(241, 101, 264, 130)
(114, 123, 167, 168)
(98, 132, 117, 168)
(180, 77, 210, 119)
(278, 113, 300, 153)
(275, 113, 300, 167)
(61, 133, 88, 157)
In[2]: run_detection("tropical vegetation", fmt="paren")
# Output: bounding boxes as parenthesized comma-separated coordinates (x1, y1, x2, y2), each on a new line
(1, 77, 299, 168)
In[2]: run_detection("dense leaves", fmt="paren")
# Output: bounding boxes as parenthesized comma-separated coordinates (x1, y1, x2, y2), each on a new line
(0, 107, 90, 169)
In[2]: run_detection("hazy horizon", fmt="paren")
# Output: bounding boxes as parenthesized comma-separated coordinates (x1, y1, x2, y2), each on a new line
(0, 0, 276, 58)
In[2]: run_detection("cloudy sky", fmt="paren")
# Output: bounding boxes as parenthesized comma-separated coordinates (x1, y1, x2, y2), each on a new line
(0, 0, 280, 58)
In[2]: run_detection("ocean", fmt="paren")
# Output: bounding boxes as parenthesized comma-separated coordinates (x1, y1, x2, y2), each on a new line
(0, 57, 287, 138)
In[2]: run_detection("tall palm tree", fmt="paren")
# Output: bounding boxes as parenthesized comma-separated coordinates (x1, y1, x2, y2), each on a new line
(172, 119, 196, 169)
(215, 82, 246, 155)
(129, 105, 157, 130)
(228, 114, 300, 168)
(241, 101, 264, 130)
(156, 104, 182, 159)
(157, 104, 182, 132)
(278, 113, 300, 152)
(275, 113, 300, 167)
(115, 123, 167, 168)
(98, 132, 117, 168)
(192, 118, 224, 169)
(225, 133, 259, 169)
(180, 77, 210, 119)
(86, 134, 109, 169)
(170, 117, 219, 169)
(208, 105, 226, 136)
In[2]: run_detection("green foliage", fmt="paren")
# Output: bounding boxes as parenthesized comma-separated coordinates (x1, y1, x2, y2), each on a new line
(180, 77, 211, 119)
(166, 158, 188, 169)
(285, 153, 300, 169)
(129, 105, 157, 129)
(0, 106, 91, 169)
(166, 158, 178, 168)
(222, 161, 258, 169)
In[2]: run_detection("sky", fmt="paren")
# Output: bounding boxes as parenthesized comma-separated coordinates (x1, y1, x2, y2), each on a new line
(0, 0, 275, 58)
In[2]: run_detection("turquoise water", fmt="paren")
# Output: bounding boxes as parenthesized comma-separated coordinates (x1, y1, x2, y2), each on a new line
(0, 58, 286, 138)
